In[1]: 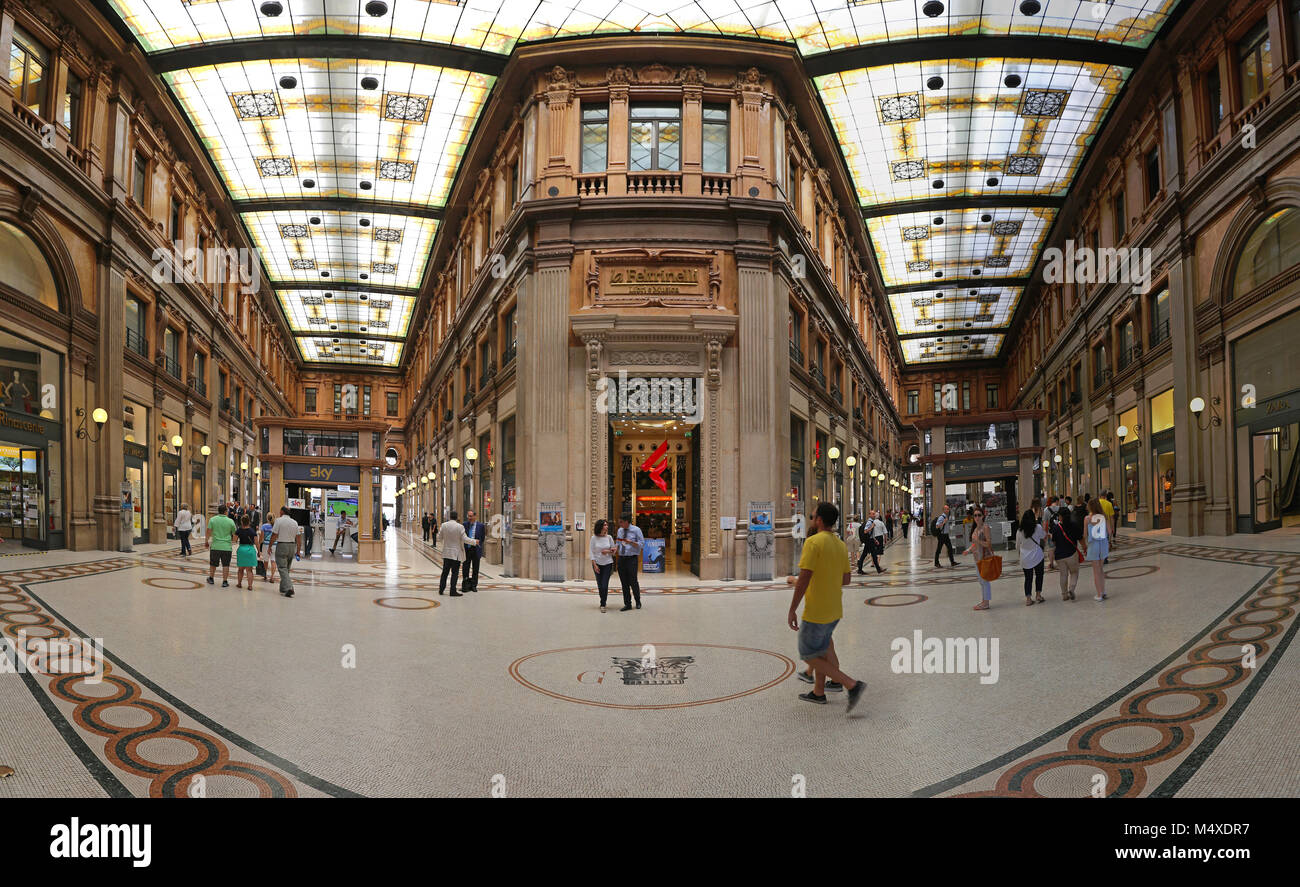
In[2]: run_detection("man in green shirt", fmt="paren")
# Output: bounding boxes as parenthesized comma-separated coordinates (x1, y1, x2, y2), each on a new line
(205, 504, 237, 588)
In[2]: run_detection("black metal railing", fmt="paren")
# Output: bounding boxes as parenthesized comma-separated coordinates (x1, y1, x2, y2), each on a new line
(125, 328, 148, 358)
(501, 342, 517, 366)
(811, 365, 826, 388)
(830, 384, 842, 403)
(190, 376, 207, 397)
(1150, 318, 1170, 348)
(164, 356, 182, 380)
(1118, 343, 1142, 371)
(1093, 368, 1112, 391)
(479, 363, 497, 388)
(463, 388, 474, 406)
(789, 341, 803, 366)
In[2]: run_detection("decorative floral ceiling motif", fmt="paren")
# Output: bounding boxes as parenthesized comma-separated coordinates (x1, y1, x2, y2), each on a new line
(107, 1, 1183, 367)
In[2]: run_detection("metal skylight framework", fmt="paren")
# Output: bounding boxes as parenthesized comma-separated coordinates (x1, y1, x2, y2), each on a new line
(106, 0, 1184, 367)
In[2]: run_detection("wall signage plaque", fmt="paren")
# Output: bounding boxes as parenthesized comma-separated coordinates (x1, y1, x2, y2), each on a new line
(587, 248, 721, 308)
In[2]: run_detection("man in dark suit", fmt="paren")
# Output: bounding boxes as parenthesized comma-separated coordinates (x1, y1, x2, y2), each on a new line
(462, 510, 487, 591)
(421, 512, 430, 542)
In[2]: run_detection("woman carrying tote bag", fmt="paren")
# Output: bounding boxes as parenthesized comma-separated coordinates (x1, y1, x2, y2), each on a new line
(964, 507, 999, 611)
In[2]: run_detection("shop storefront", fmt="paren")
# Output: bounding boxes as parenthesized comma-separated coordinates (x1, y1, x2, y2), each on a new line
(1118, 406, 1140, 527)
(161, 451, 180, 538)
(1232, 308, 1300, 532)
(0, 330, 65, 549)
(1149, 389, 1175, 529)
(123, 439, 149, 545)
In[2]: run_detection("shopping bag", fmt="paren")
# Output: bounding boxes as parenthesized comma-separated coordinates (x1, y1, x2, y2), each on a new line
(976, 555, 1003, 582)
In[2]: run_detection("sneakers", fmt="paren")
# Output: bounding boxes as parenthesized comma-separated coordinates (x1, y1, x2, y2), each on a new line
(206, 576, 214, 585)
(845, 679, 867, 716)
(1094, 594, 1104, 602)
(799, 691, 828, 705)
(221, 580, 229, 588)
(797, 673, 844, 692)
(600, 606, 606, 613)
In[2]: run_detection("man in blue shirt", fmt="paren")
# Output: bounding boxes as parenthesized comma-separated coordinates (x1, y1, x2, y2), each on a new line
(932, 504, 958, 567)
(462, 510, 487, 592)
(615, 513, 644, 611)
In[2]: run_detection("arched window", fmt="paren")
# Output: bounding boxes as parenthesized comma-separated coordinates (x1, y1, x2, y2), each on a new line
(0, 221, 58, 310)
(1233, 207, 1300, 297)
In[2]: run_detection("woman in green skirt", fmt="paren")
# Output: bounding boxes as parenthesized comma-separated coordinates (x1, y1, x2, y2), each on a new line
(234, 514, 260, 590)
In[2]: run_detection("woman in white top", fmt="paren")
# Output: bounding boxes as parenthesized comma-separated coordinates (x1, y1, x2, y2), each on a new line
(589, 519, 617, 613)
(174, 504, 194, 557)
(1017, 509, 1047, 606)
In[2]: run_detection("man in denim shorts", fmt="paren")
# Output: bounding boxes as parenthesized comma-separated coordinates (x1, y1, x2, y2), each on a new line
(787, 501, 867, 714)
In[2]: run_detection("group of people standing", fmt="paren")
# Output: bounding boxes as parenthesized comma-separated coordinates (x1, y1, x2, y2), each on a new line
(431, 510, 487, 596)
(173, 502, 303, 597)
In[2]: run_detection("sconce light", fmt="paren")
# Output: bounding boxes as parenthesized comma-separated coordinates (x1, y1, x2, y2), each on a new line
(200, 444, 211, 458)
(845, 455, 857, 468)
(869, 468, 878, 478)
(449, 457, 460, 480)
(253, 465, 261, 476)
(1116, 425, 1129, 442)
(1190, 395, 1223, 431)
(75, 407, 108, 443)
(171, 434, 184, 449)
(240, 461, 248, 471)
(421, 476, 429, 485)
(827, 446, 840, 461)
(1053, 453, 1062, 463)
(1090, 438, 1101, 450)
(465, 447, 478, 462)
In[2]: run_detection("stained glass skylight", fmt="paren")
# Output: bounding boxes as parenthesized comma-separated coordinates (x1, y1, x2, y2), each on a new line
(889, 285, 1022, 336)
(902, 333, 1005, 363)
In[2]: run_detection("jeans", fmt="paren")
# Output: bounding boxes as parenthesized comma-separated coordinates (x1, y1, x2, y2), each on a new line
(617, 555, 641, 607)
(979, 578, 992, 601)
(934, 533, 956, 565)
(275, 542, 296, 594)
(303, 526, 313, 556)
(594, 562, 613, 606)
(439, 558, 461, 594)
(1023, 561, 1044, 597)
(178, 529, 191, 556)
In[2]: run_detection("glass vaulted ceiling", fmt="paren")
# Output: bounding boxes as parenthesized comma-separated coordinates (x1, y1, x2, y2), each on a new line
(107, 0, 1184, 367)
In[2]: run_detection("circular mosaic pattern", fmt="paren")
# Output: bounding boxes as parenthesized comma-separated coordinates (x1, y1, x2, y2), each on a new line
(1103, 565, 1160, 580)
(374, 596, 440, 610)
(142, 577, 203, 590)
(509, 642, 796, 710)
(866, 593, 929, 607)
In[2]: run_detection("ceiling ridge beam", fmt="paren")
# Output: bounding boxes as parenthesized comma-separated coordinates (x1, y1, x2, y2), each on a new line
(149, 36, 507, 76)
(898, 327, 1011, 340)
(273, 281, 418, 297)
(887, 276, 1028, 294)
(862, 195, 1065, 219)
(804, 36, 1144, 77)
(234, 198, 444, 220)
(293, 331, 406, 343)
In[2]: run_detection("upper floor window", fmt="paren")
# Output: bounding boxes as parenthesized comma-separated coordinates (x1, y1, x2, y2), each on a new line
(9, 27, 48, 116)
(702, 104, 729, 173)
(1149, 288, 1170, 346)
(1238, 19, 1272, 107)
(986, 384, 999, 410)
(132, 152, 148, 207)
(906, 390, 919, 415)
(629, 104, 681, 172)
(63, 71, 83, 141)
(580, 104, 608, 173)
(1144, 146, 1160, 202)
(163, 327, 179, 376)
(386, 391, 399, 417)
(1112, 191, 1126, 241)
(304, 388, 317, 413)
(1205, 67, 1223, 134)
(1232, 207, 1300, 297)
(125, 296, 147, 357)
(932, 382, 942, 413)
(961, 381, 970, 411)
(170, 198, 182, 243)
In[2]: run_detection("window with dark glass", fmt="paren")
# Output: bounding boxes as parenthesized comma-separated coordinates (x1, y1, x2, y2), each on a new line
(986, 384, 999, 409)
(132, 152, 148, 207)
(906, 390, 919, 415)
(9, 27, 48, 116)
(932, 383, 942, 413)
(1113, 192, 1126, 241)
(1238, 19, 1272, 107)
(629, 104, 681, 171)
(283, 430, 358, 458)
(1232, 207, 1300, 296)
(125, 296, 146, 357)
(961, 381, 970, 410)
(580, 104, 608, 173)
(702, 104, 729, 173)
(304, 388, 317, 413)
(170, 198, 182, 243)
(1144, 146, 1160, 202)
(386, 391, 399, 416)
(790, 414, 805, 494)
(1149, 289, 1170, 346)
(1205, 67, 1223, 134)
(333, 383, 342, 413)
(63, 70, 82, 140)
(363, 385, 371, 416)
(1119, 319, 1136, 367)
(163, 327, 179, 377)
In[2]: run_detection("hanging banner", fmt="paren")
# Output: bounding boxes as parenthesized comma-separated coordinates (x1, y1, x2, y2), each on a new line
(747, 500, 775, 581)
(537, 501, 565, 582)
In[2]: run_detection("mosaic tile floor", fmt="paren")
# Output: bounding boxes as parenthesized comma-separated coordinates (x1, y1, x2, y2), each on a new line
(1, 527, 1296, 797)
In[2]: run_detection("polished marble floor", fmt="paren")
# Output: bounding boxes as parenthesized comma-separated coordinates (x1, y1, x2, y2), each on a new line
(1, 524, 1296, 797)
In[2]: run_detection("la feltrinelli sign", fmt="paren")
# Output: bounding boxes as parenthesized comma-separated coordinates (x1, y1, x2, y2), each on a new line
(586, 248, 722, 308)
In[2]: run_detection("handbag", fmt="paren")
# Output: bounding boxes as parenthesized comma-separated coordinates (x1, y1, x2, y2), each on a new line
(1055, 516, 1085, 563)
(976, 555, 1003, 582)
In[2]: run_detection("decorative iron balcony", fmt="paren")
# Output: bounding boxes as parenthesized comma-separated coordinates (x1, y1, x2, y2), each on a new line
(125, 328, 148, 358)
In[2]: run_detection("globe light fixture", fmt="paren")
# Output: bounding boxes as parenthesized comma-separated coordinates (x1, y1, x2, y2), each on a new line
(200, 445, 211, 457)
(240, 460, 248, 471)
(171, 434, 184, 449)
(1117, 425, 1128, 441)
(465, 447, 478, 462)
(828, 446, 840, 461)
(1091, 438, 1101, 450)
(91, 407, 108, 425)
(1189, 396, 1206, 414)
(845, 455, 857, 468)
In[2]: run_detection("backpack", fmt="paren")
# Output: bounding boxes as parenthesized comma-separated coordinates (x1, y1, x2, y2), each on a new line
(930, 515, 942, 535)
(858, 521, 869, 544)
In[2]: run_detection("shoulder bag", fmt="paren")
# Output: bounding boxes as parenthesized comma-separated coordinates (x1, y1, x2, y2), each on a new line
(1055, 516, 1085, 563)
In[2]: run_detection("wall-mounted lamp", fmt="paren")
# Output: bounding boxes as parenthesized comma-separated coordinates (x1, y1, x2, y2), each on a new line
(1090, 438, 1101, 450)
(869, 468, 879, 479)
(200, 444, 211, 458)
(449, 457, 460, 481)
(253, 465, 261, 476)
(75, 407, 108, 443)
(1116, 425, 1129, 443)
(171, 434, 184, 450)
(1053, 453, 1062, 463)
(827, 446, 840, 461)
(845, 455, 857, 468)
(240, 460, 248, 471)
(1190, 395, 1222, 431)
(465, 447, 478, 462)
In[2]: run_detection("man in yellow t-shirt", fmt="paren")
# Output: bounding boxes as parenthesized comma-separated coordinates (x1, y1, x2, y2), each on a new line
(787, 502, 867, 714)
(1098, 492, 1115, 562)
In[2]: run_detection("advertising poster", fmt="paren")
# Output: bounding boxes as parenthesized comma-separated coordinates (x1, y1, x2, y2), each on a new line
(747, 500, 775, 581)
(642, 537, 665, 573)
(537, 501, 565, 582)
